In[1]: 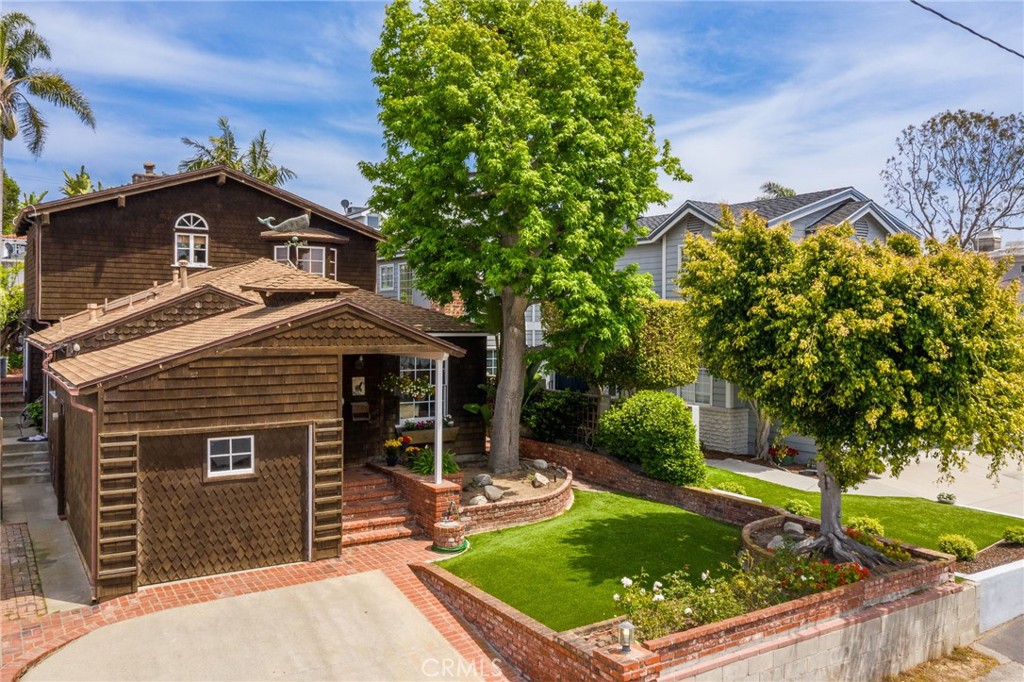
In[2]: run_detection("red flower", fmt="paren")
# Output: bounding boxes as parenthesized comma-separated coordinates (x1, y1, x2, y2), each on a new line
(401, 436, 412, 445)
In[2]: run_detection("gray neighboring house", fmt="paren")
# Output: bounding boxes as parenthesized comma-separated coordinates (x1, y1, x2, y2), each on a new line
(620, 187, 917, 459)
(977, 228, 1024, 304)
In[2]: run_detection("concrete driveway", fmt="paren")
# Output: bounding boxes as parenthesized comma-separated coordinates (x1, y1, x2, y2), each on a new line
(24, 571, 487, 682)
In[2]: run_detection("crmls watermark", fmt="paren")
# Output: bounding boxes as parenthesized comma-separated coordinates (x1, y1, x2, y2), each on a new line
(421, 656, 504, 678)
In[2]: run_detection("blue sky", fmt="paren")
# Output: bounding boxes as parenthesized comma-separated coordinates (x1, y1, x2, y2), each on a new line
(4, 1, 1022, 220)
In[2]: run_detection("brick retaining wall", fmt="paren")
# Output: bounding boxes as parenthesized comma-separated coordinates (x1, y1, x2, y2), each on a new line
(460, 471, 575, 534)
(369, 464, 461, 541)
(520, 438, 778, 526)
(412, 563, 662, 682)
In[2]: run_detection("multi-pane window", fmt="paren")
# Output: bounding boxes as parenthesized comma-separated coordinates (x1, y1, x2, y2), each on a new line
(680, 368, 713, 406)
(174, 213, 209, 266)
(207, 436, 254, 476)
(398, 356, 447, 422)
(486, 348, 498, 377)
(379, 264, 395, 291)
(175, 233, 208, 266)
(296, 246, 326, 276)
(398, 263, 413, 302)
(273, 245, 290, 265)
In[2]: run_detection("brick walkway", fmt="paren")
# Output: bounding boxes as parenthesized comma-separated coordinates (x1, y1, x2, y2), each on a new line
(1, 537, 516, 682)
(1, 525, 46, 623)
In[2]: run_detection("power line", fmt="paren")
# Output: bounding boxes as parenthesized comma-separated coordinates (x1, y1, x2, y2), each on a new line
(909, 0, 1024, 60)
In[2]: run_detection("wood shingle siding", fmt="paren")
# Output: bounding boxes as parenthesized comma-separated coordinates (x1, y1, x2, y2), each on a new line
(102, 355, 340, 432)
(136, 427, 306, 585)
(32, 177, 378, 320)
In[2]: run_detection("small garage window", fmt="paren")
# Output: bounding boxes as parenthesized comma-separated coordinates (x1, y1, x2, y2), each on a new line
(207, 436, 254, 476)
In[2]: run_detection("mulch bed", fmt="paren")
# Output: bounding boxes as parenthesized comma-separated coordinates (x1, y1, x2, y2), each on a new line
(954, 541, 1024, 574)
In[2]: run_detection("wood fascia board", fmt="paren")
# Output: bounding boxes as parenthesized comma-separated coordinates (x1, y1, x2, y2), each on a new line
(12, 165, 384, 242)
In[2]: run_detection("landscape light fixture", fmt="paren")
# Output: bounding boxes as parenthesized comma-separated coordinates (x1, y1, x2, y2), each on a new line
(618, 620, 635, 652)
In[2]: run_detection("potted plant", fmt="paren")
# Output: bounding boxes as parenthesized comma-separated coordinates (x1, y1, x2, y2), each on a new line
(769, 444, 799, 466)
(383, 437, 406, 466)
(398, 415, 459, 445)
(380, 373, 435, 399)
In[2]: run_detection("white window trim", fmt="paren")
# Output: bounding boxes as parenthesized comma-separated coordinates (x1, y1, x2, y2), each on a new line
(175, 213, 209, 231)
(397, 356, 448, 425)
(680, 368, 713, 406)
(296, 245, 326, 277)
(175, 232, 208, 267)
(273, 244, 292, 265)
(207, 435, 255, 477)
(379, 264, 395, 291)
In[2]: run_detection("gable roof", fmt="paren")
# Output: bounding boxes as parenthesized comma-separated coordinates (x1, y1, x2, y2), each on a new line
(47, 296, 467, 390)
(638, 187, 915, 243)
(30, 259, 476, 352)
(13, 165, 383, 242)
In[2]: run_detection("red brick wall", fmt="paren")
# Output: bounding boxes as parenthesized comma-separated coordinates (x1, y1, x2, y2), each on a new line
(460, 472, 574, 534)
(520, 438, 779, 526)
(412, 563, 662, 682)
(369, 464, 461, 538)
(645, 558, 953, 669)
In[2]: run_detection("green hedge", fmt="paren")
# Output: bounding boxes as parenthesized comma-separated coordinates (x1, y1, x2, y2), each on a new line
(522, 390, 592, 444)
(598, 390, 705, 486)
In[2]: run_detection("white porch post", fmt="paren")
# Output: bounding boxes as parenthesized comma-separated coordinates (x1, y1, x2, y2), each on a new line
(433, 353, 449, 484)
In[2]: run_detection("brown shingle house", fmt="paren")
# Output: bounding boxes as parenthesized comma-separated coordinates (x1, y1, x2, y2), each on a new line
(33, 259, 486, 601)
(15, 164, 384, 402)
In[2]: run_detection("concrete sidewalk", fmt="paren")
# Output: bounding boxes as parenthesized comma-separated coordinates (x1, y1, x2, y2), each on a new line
(709, 453, 1023, 518)
(23, 570, 489, 682)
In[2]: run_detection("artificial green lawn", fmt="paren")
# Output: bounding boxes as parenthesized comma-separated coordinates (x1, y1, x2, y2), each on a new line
(705, 468, 1018, 551)
(440, 490, 741, 631)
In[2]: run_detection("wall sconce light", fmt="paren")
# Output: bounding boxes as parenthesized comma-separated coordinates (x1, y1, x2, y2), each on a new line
(355, 355, 365, 370)
(618, 620, 635, 653)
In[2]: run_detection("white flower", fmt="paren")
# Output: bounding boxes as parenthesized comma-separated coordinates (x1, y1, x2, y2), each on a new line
(701, 571, 710, 581)
(801, 575, 807, 581)
(639, 588, 646, 595)
(708, 588, 715, 594)
(613, 593, 621, 601)
(621, 577, 633, 588)
(653, 581, 663, 591)
(684, 607, 692, 615)
(652, 594, 665, 602)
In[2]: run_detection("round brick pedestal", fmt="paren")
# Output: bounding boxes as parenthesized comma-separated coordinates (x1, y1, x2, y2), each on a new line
(432, 521, 468, 553)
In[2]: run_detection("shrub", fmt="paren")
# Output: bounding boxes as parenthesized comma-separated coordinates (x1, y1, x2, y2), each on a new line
(25, 399, 43, 430)
(1002, 526, 1024, 545)
(783, 499, 813, 517)
(7, 351, 23, 371)
(937, 534, 977, 561)
(847, 516, 885, 537)
(937, 491, 957, 504)
(408, 448, 460, 476)
(523, 390, 592, 444)
(845, 528, 912, 563)
(715, 482, 747, 496)
(597, 391, 705, 485)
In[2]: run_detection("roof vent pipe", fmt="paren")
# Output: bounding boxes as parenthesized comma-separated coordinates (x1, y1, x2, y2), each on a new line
(178, 260, 189, 290)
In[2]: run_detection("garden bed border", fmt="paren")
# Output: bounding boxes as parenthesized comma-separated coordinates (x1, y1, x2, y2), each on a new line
(459, 470, 575, 534)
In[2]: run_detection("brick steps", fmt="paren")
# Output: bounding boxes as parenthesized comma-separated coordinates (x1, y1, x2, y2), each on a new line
(340, 467, 418, 548)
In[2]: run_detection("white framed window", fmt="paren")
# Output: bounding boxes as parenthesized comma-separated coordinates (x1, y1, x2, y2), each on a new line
(398, 356, 447, 423)
(526, 303, 540, 323)
(273, 245, 291, 265)
(207, 435, 254, 477)
(485, 348, 498, 377)
(175, 213, 208, 231)
(398, 263, 412, 302)
(379, 263, 395, 291)
(296, 246, 326, 276)
(680, 368, 713, 406)
(175, 232, 208, 266)
(329, 248, 338, 280)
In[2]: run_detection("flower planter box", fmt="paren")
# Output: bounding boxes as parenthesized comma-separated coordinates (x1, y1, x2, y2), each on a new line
(400, 427, 459, 446)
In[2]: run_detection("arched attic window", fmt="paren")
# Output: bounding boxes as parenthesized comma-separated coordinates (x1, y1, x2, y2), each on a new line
(174, 213, 209, 266)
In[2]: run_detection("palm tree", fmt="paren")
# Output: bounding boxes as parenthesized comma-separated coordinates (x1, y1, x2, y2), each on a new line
(180, 117, 296, 186)
(1, 11, 95, 222)
(756, 181, 796, 201)
(61, 165, 103, 196)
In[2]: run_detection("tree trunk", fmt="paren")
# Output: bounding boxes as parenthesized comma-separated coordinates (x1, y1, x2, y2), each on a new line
(751, 399, 772, 462)
(489, 287, 528, 473)
(795, 457, 891, 566)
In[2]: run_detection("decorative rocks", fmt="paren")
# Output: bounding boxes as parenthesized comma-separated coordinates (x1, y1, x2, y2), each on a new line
(767, 535, 786, 551)
(532, 473, 550, 488)
(783, 521, 805, 536)
(533, 459, 548, 470)
(468, 495, 488, 506)
(473, 473, 493, 487)
(484, 485, 504, 502)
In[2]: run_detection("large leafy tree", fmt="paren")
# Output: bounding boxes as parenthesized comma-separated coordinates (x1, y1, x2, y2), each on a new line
(180, 116, 296, 187)
(1, 260, 24, 356)
(2, 169, 16, 233)
(881, 110, 1024, 249)
(1, 11, 95, 230)
(362, 0, 688, 472)
(678, 212, 1024, 564)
